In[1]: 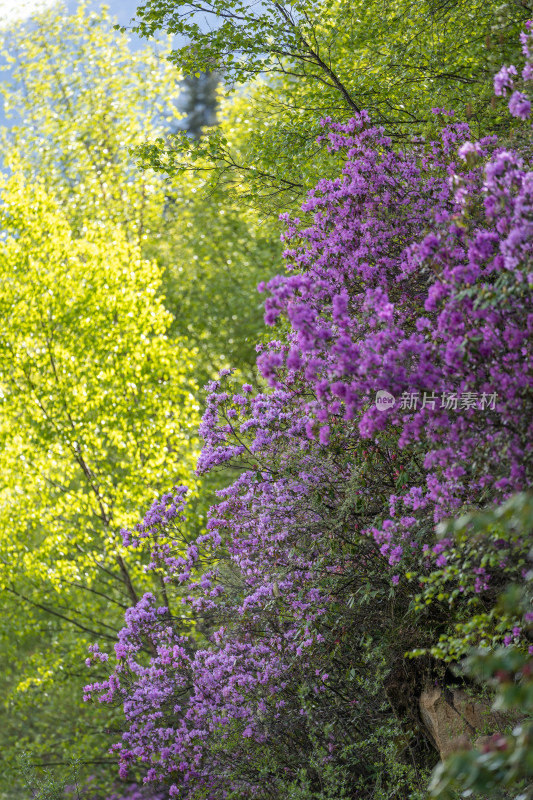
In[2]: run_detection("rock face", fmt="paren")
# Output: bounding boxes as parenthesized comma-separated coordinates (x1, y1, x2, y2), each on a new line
(419, 686, 502, 759)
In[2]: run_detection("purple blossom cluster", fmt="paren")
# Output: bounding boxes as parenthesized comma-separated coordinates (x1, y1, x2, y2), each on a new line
(260, 113, 533, 531)
(494, 21, 533, 119)
(86, 27, 533, 800)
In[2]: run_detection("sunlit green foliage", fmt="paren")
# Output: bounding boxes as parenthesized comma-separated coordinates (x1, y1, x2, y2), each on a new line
(0, 3, 279, 793)
(1, 1, 281, 378)
(1, 1, 181, 238)
(131, 0, 531, 210)
(0, 172, 200, 786)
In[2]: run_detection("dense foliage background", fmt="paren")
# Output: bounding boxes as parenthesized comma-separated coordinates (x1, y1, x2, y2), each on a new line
(1, 1, 533, 799)
(0, 3, 278, 791)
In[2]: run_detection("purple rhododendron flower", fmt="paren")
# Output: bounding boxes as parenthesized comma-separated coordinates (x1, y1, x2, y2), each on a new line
(494, 64, 517, 96)
(508, 90, 532, 119)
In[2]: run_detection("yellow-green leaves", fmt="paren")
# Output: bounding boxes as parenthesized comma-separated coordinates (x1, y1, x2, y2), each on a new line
(131, 0, 529, 212)
(0, 1, 182, 241)
(0, 170, 200, 586)
(0, 173, 200, 779)
(0, 3, 279, 786)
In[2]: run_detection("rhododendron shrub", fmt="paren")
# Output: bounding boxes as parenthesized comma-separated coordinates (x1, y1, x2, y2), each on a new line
(86, 29, 533, 800)
(85, 420, 434, 797)
(260, 114, 532, 525)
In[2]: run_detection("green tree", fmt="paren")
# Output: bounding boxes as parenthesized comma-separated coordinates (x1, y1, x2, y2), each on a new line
(1, 1, 281, 381)
(1, 1, 181, 240)
(147, 175, 280, 377)
(0, 172, 199, 788)
(0, 5, 281, 790)
(130, 0, 531, 210)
